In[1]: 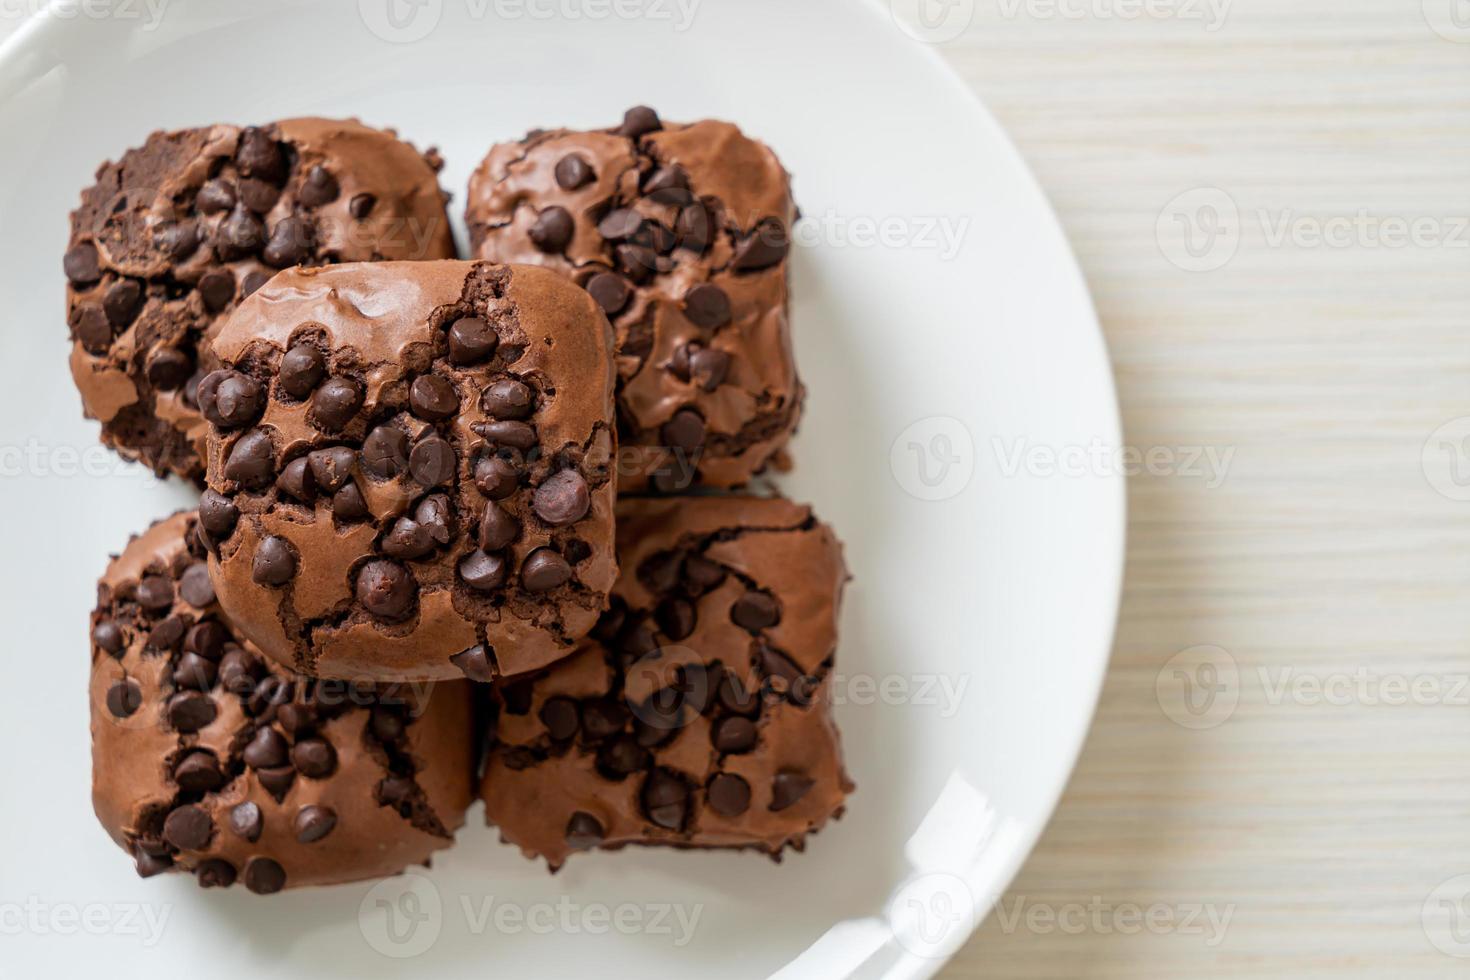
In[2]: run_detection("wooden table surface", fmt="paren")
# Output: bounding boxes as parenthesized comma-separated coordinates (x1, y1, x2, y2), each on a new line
(930, 1, 1470, 976)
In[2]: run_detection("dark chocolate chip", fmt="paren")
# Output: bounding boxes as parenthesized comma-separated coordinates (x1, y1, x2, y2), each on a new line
(252, 536, 296, 586)
(349, 193, 376, 219)
(199, 490, 239, 539)
(555, 154, 594, 190)
(238, 177, 281, 214)
(712, 716, 758, 754)
(294, 805, 337, 843)
(643, 165, 692, 205)
(688, 347, 730, 391)
(580, 697, 628, 740)
(197, 269, 236, 312)
(173, 652, 218, 691)
(477, 419, 537, 451)
(731, 590, 781, 631)
(243, 727, 288, 769)
(529, 206, 575, 252)
(74, 306, 112, 354)
(675, 203, 713, 253)
(447, 316, 497, 365)
(179, 564, 215, 608)
(103, 279, 143, 326)
(459, 549, 507, 591)
(146, 348, 193, 391)
(521, 549, 572, 592)
(223, 429, 276, 489)
(617, 105, 662, 138)
(134, 851, 173, 878)
(382, 517, 435, 560)
(539, 697, 580, 741)
(243, 857, 286, 895)
(292, 739, 337, 778)
(616, 243, 658, 282)
(732, 218, 790, 271)
(147, 615, 185, 652)
(707, 773, 752, 817)
(564, 811, 604, 849)
(263, 215, 313, 268)
(681, 554, 725, 594)
(477, 502, 520, 552)
(236, 127, 286, 181)
(362, 426, 410, 479)
(162, 804, 213, 850)
(449, 644, 497, 682)
(474, 454, 520, 499)
(598, 734, 651, 777)
(298, 165, 340, 207)
(598, 208, 644, 242)
(184, 620, 229, 660)
(717, 671, 760, 716)
(770, 771, 815, 811)
(215, 206, 265, 260)
(93, 620, 124, 655)
(333, 482, 369, 521)
(307, 446, 357, 492)
(276, 456, 318, 503)
(641, 768, 689, 831)
(196, 178, 236, 214)
(136, 575, 174, 611)
(356, 560, 416, 621)
(533, 469, 590, 526)
(279, 343, 326, 399)
(105, 679, 142, 718)
(228, 802, 262, 842)
(655, 596, 696, 641)
(242, 271, 271, 297)
(256, 765, 297, 801)
(174, 751, 225, 792)
(683, 283, 731, 329)
(63, 242, 101, 285)
(405, 435, 453, 488)
(585, 271, 631, 315)
(199, 370, 264, 428)
(637, 550, 680, 593)
(480, 379, 533, 420)
(312, 377, 362, 431)
(410, 374, 459, 421)
(155, 219, 200, 260)
(415, 494, 455, 544)
(661, 409, 705, 453)
(196, 859, 237, 889)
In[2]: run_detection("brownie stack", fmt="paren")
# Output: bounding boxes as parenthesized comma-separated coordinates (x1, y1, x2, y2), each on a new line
(74, 109, 852, 892)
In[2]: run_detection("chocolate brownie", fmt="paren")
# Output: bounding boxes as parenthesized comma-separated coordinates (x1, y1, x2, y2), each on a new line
(66, 118, 456, 482)
(482, 495, 852, 869)
(90, 512, 475, 893)
(465, 107, 801, 492)
(199, 260, 618, 684)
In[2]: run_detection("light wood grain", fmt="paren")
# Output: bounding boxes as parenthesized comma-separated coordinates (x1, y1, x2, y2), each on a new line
(931, 1, 1470, 976)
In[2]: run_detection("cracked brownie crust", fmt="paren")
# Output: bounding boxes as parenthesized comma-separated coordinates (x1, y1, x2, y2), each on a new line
(65, 118, 456, 482)
(482, 495, 852, 870)
(465, 107, 802, 492)
(200, 261, 618, 683)
(90, 512, 475, 893)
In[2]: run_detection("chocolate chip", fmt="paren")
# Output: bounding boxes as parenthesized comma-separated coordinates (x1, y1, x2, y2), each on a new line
(243, 726, 288, 769)
(556, 154, 594, 190)
(199, 370, 263, 428)
(136, 575, 174, 611)
(655, 596, 696, 641)
(228, 802, 262, 842)
(415, 494, 455, 544)
(476, 502, 520, 552)
(770, 771, 814, 811)
(147, 615, 185, 652)
(333, 483, 369, 521)
(236, 128, 286, 181)
(362, 426, 410, 478)
(298, 165, 340, 207)
(275, 703, 315, 736)
(615, 243, 658, 282)
(474, 454, 521, 499)
(356, 560, 416, 621)
(533, 470, 590, 526)
(681, 554, 726, 594)
(238, 177, 281, 214)
(173, 652, 217, 691)
(146, 348, 193, 391)
(163, 804, 213, 850)
(517, 695, 576, 743)
(252, 536, 296, 586)
(185, 620, 228, 660)
(641, 768, 689, 831)
(196, 178, 236, 214)
(215, 206, 265, 260)
(382, 517, 435, 560)
(732, 590, 781, 631)
(661, 409, 705, 453)
(459, 549, 507, 591)
(314, 377, 364, 431)
(179, 563, 215, 608)
(598, 208, 644, 242)
(481, 378, 534, 419)
(410, 374, 458, 421)
(199, 490, 239, 539)
(643, 165, 692, 205)
(707, 773, 752, 817)
(242, 270, 271, 297)
(263, 216, 313, 267)
(218, 648, 262, 693)
(196, 859, 237, 889)
(449, 644, 498, 682)
(759, 645, 811, 704)
(521, 549, 572, 592)
(585, 272, 631, 315)
(617, 105, 662, 138)
(257, 766, 297, 801)
(477, 419, 537, 450)
(197, 269, 236, 312)
(447, 316, 497, 365)
(74, 306, 112, 353)
(103, 279, 143, 326)
(63, 242, 101, 285)
(733, 218, 790, 271)
(276, 456, 318, 503)
(529, 206, 575, 253)
(675, 203, 713, 253)
(243, 857, 286, 894)
(598, 734, 651, 777)
(224, 429, 276, 488)
(291, 739, 337, 779)
(349, 193, 376, 219)
(564, 811, 604, 849)
(155, 219, 200, 260)
(174, 751, 224, 792)
(93, 620, 124, 655)
(717, 671, 760, 716)
(307, 446, 357, 492)
(279, 343, 326, 398)
(294, 805, 337, 843)
(580, 698, 628, 740)
(105, 679, 142, 718)
(712, 716, 758, 754)
(688, 347, 730, 391)
(683, 283, 731, 329)
(408, 435, 456, 487)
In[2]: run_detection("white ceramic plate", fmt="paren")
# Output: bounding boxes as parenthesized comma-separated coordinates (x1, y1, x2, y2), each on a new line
(0, 0, 1122, 976)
